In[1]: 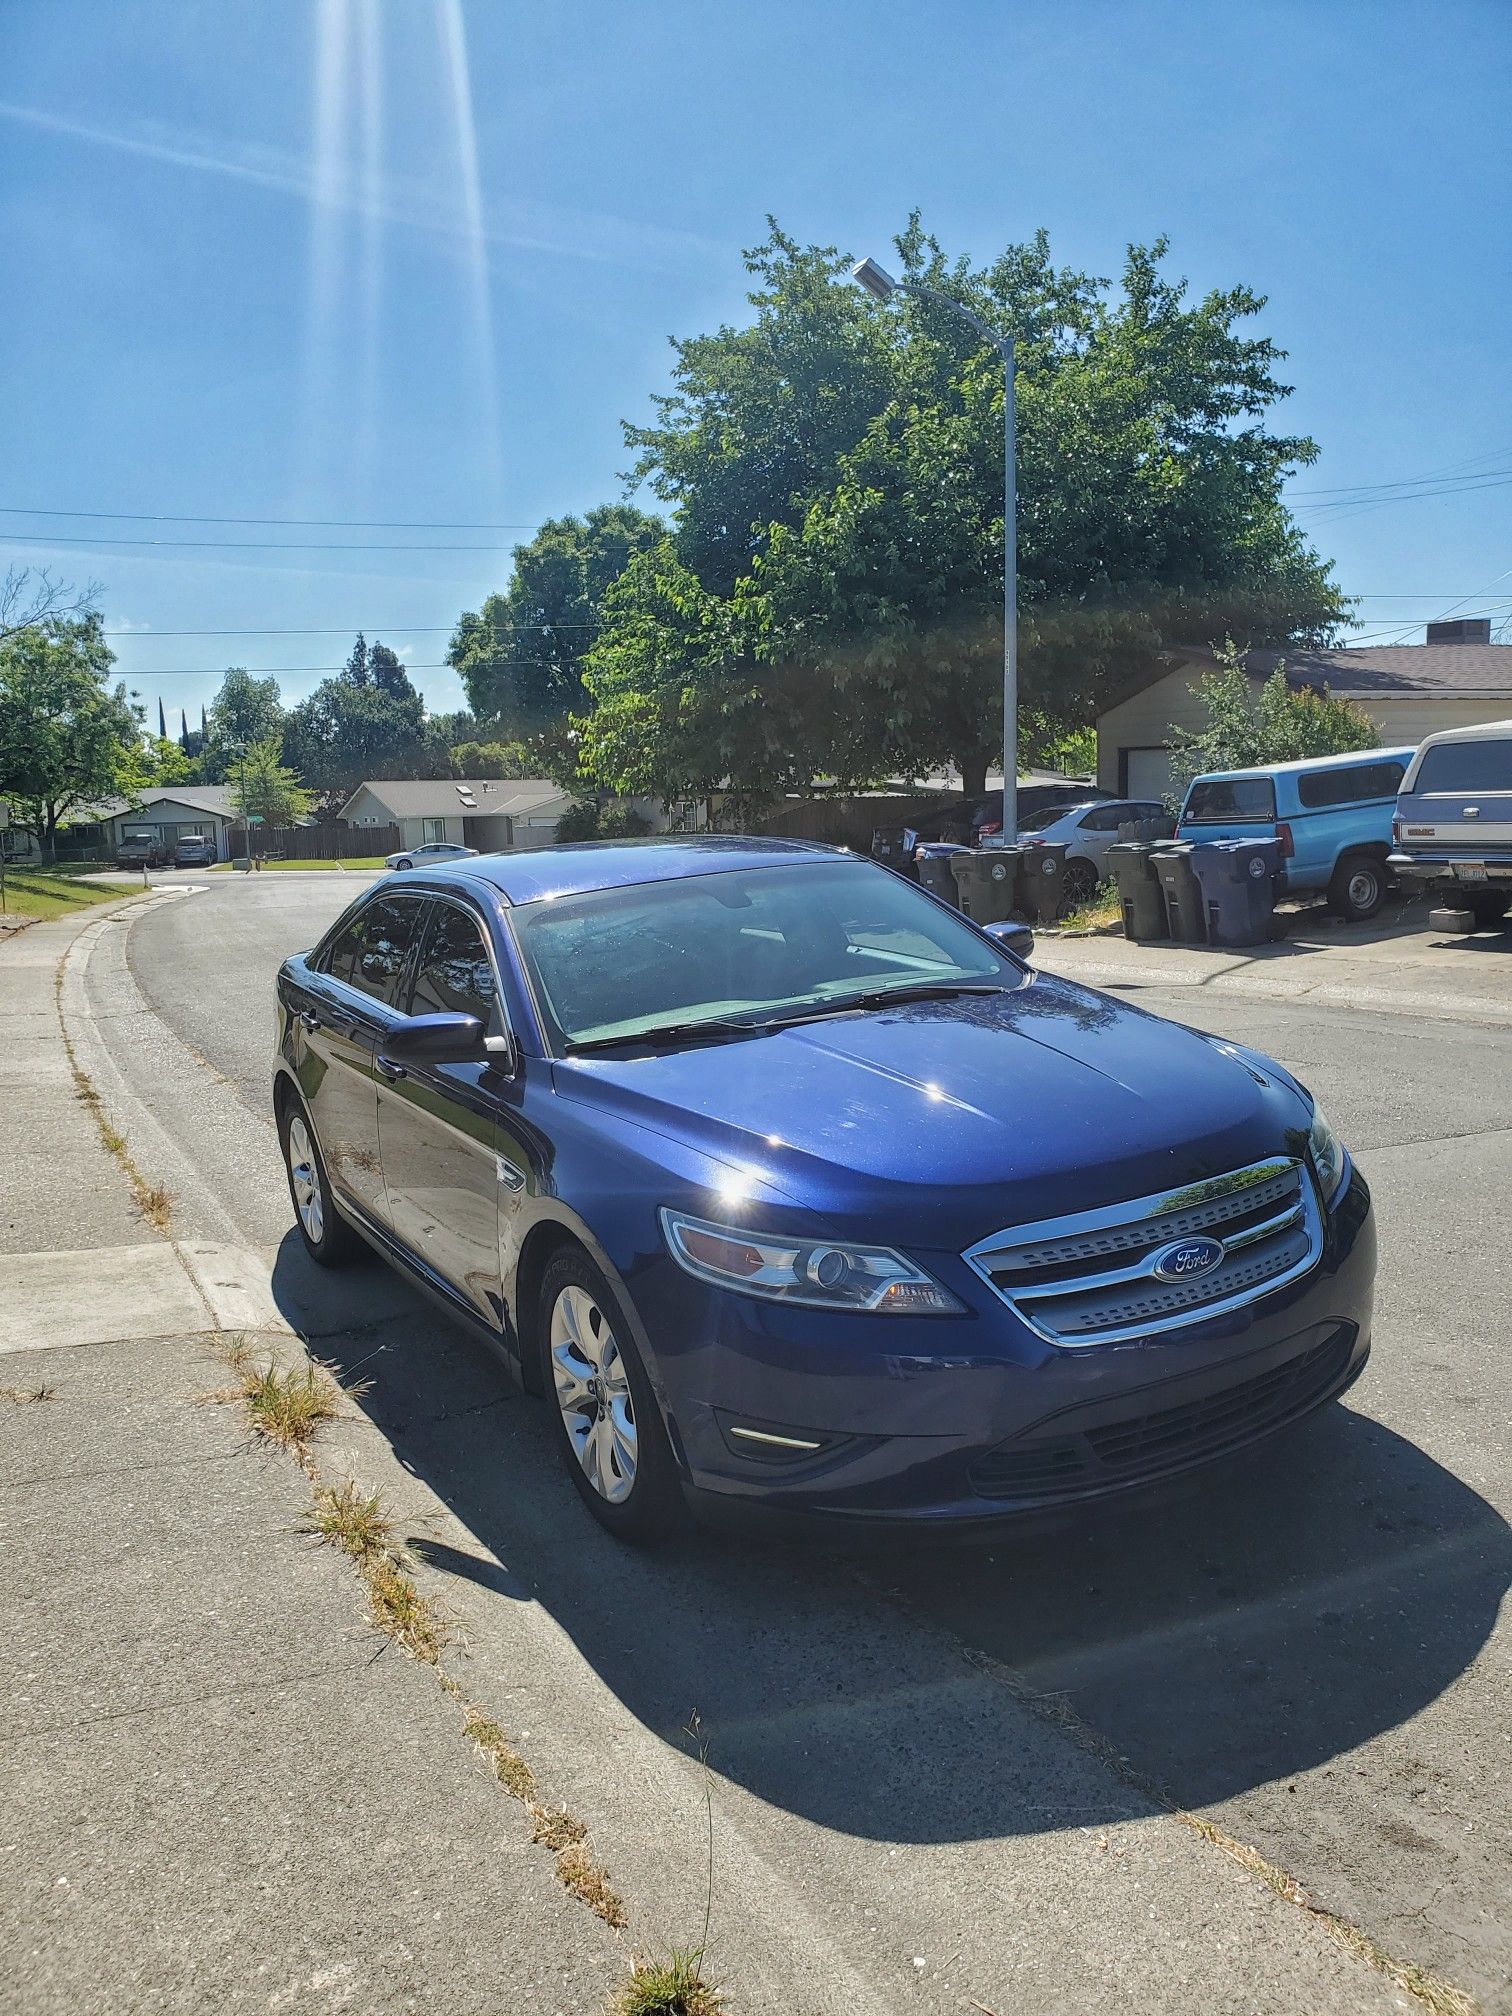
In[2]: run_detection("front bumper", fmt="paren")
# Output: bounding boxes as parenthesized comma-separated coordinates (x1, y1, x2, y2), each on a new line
(649, 1166, 1375, 1530)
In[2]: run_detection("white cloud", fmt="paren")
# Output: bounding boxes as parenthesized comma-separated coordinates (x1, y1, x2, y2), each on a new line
(0, 99, 725, 275)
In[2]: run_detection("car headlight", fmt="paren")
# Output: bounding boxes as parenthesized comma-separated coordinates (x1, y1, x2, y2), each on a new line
(1308, 1103, 1349, 1205)
(660, 1209, 963, 1314)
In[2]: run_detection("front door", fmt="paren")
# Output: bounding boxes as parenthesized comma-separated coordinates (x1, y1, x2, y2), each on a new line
(377, 897, 506, 1327)
(303, 892, 428, 1226)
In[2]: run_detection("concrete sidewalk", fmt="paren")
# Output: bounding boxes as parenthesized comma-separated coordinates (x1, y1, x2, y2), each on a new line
(1036, 903, 1512, 1027)
(0, 905, 622, 2015)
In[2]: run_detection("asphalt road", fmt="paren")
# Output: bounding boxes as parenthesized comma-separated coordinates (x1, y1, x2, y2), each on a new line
(123, 872, 1512, 2010)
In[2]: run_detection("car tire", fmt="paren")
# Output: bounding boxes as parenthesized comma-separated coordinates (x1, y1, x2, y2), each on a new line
(1062, 857, 1099, 905)
(279, 1097, 363, 1268)
(1329, 853, 1385, 922)
(393, 858, 412, 871)
(539, 1247, 683, 1544)
(1466, 892, 1509, 928)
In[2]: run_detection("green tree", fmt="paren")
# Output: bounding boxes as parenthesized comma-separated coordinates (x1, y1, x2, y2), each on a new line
(0, 614, 143, 859)
(204, 669, 285, 781)
(451, 738, 535, 778)
(140, 735, 191, 785)
(586, 220, 1349, 800)
(448, 506, 664, 753)
(1164, 639, 1379, 809)
(231, 736, 312, 830)
(281, 676, 442, 801)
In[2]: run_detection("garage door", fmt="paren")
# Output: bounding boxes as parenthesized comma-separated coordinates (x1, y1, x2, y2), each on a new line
(1125, 747, 1172, 798)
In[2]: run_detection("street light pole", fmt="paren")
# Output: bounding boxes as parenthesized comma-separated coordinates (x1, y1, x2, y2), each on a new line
(851, 258, 1017, 840)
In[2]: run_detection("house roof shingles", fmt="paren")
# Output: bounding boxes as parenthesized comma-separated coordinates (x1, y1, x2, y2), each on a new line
(1177, 643, 1512, 699)
(340, 778, 571, 820)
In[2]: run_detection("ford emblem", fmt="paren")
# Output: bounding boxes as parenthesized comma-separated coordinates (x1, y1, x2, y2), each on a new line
(1152, 1235, 1225, 1282)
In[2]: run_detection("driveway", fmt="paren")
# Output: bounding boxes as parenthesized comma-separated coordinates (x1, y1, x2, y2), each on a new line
(96, 873, 1512, 2011)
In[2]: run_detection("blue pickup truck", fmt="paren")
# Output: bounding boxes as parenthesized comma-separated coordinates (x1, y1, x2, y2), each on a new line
(1176, 747, 1416, 920)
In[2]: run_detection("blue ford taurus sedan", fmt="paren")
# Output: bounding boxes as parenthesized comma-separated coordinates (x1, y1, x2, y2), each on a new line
(273, 837, 1375, 1542)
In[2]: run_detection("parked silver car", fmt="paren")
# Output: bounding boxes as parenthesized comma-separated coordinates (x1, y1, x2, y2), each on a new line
(385, 841, 480, 872)
(1015, 798, 1173, 902)
(1389, 718, 1512, 927)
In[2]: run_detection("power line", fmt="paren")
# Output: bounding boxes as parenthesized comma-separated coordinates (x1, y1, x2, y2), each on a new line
(0, 505, 543, 531)
(120, 660, 554, 677)
(1, 533, 529, 552)
(100, 621, 596, 636)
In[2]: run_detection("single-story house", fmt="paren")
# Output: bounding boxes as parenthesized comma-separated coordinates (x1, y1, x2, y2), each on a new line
(1097, 631, 1512, 798)
(29, 785, 244, 863)
(337, 778, 578, 853)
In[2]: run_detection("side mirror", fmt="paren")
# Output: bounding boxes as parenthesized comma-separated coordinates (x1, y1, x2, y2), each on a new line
(983, 919, 1035, 961)
(380, 1012, 490, 1069)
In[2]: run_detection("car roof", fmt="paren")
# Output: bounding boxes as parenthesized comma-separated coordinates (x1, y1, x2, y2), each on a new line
(1406, 716, 1512, 751)
(420, 834, 855, 906)
(1188, 746, 1417, 786)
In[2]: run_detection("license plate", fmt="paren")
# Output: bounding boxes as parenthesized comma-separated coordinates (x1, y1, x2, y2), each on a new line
(1454, 862, 1489, 884)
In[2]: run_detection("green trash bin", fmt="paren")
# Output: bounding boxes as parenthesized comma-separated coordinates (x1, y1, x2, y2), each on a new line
(1015, 841, 1069, 923)
(1107, 841, 1168, 942)
(950, 846, 1020, 923)
(1151, 845, 1208, 943)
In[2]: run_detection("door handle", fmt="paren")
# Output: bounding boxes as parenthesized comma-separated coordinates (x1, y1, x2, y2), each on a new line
(376, 1057, 406, 1083)
(299, 1008, 321, 1032)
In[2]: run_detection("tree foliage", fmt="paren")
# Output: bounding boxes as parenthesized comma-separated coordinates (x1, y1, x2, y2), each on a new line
(0, 614, 143, 858)
(584, 219, 1349, 799)
(281, 636, 446, 802)
(448, 506, 663, 755)
(1164, 640, 1379, 808)
(231, 736, 313, 830)
(451, 738, 535, 778)
(204, 669, 285, 782)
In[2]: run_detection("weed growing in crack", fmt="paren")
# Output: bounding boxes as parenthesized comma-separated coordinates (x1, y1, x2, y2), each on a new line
(614, 1950, 722, 2016)
(464, 1709, 536, 1800)
(0, 1384, 57, 1404)
(555, 1839, 627, 1929)
(305, 1479, 449, 1665)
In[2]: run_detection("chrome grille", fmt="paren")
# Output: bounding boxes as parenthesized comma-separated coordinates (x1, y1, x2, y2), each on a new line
(965, 1157, 1322, 1347)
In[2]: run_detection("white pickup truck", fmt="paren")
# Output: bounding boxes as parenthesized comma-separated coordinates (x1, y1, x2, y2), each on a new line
(1389, 719, 1512, 927)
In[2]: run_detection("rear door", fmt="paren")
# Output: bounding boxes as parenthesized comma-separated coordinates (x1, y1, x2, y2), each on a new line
(377, 895, 508, 1327)
(1397, 735, 1512, 875)
(302, 892, 429, 1227)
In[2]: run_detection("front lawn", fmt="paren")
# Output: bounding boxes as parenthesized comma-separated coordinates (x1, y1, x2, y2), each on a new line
(0, 868, 141, 921)
(207, 856, 388, 872)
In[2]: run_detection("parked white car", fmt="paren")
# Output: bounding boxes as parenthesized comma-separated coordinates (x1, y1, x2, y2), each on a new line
(385, 841, 480, 872)
(1016, 798, 1173, 902)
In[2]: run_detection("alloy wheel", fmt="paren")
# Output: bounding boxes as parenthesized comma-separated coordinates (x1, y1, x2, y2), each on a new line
(286, 1114, 325, 1245)
(550, 1284, 638, 1504)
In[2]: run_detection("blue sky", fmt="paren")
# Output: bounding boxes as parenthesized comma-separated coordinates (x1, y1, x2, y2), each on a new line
(2, 0, 1509, 734)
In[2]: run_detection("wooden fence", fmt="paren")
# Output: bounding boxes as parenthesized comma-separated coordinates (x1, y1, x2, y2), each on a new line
(237, 822, 400, 859)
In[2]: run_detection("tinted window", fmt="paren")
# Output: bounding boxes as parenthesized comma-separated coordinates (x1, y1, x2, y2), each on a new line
(1080, 804, 1129, 832)
(511, 861, 1011, 1049)
(324, 895, 424, 1005)
(1017, 806, 1068, 832)
(1412, 741, 1512, 794)
(410, 903, 498, 1026)
(1295, 759, 1407, 809)
(1183, 777, 1276, 823)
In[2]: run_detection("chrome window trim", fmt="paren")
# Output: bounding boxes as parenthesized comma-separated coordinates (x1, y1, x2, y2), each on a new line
(964, 1157, 1323, 1349)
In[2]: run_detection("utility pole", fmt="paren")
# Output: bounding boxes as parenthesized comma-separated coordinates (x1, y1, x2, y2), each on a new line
(851, 257, 1018, 839)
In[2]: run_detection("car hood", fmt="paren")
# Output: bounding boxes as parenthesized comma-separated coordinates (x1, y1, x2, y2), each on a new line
(551, 974, 1304, 1245)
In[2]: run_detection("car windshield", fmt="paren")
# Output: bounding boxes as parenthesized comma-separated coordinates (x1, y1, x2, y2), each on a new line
(510, 860, 1015, 1049)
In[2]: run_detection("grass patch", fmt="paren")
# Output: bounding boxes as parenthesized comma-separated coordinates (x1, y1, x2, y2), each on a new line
(210, 1340, 339, 1455)
(555, 1839, 627, 1929)
(614, 1952, 722, 2016)
(0, 869, 137, 921)
(1057, 878, 1121, 932)
(208, 856, 387, 872)
(305, 1476, 449, 1664)
(0, 1383, 57, 1404)
(465, 1708, 536, 1800)
(60, 1022, 174, 1233)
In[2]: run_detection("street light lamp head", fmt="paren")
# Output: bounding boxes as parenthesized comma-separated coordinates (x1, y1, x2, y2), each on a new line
(851, 257, 900, 301)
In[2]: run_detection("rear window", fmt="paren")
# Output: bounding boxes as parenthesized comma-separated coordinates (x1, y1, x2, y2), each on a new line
(1295, 759, 1406, 809)
(1183, 777, 1276, 823)
(1412, 741, 1512, 794)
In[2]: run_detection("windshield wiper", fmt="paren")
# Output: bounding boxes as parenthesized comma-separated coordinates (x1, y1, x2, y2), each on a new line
(562, 1017, 777, 1055)
(761, 982, 1011, 1028)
